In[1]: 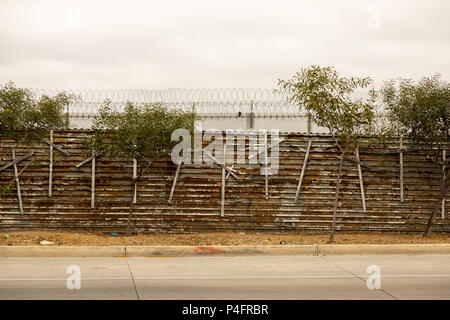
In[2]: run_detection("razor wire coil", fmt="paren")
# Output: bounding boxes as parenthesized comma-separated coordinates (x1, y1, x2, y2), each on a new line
(29, 88, 375, 126)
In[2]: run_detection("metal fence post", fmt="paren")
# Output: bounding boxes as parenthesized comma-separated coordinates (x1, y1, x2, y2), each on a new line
(66, 104, 70, 129)
(246, 100, 254, 129)
(307, 113, 312, 134)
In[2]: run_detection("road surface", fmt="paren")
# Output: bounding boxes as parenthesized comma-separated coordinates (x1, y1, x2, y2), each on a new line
(0, 255, 449, 299)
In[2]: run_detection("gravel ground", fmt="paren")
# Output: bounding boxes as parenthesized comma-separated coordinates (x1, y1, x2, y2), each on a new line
(0, 229, 449, 246)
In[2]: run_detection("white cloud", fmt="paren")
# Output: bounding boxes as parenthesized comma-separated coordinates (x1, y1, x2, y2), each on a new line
(0, 0, 448, 89)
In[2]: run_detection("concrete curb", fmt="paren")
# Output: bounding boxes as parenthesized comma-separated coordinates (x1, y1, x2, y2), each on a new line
(318, 244, 450, 256)
(126, 245, 318, 257)
(0, 246, 125, 257)
(1, 244, 450, 257)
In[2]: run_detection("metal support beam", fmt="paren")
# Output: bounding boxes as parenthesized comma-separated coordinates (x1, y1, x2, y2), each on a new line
(12, 150, 24, 215)
(294, 140, 312, 203)
(400, 138, 404, 202)
(169, 160, 183, 201)
(246, 100, 254, 129)
(42, 138, 70, 156)
(75, 149, 96, 208)
(226, 165, 234, 180)
(443, 149, 447, 219)
(48, 130, 53, 197)
(91, 149, 96, 209)
(221, 144, 226, 217)
(76, 156, 94, 168)
(47, 131, 69, 197)
(248, 138, 286, 160)
(205, 152, 239, 180)
(356, 148, 366, 213)
(264, 132, 269, 200)
(133, 159, 137, 204)
(0, 152, 34, 172)
(307, 113, 312, 134)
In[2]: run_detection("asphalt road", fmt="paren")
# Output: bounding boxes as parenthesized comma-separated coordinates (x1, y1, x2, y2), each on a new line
(0, 255, 449, 300)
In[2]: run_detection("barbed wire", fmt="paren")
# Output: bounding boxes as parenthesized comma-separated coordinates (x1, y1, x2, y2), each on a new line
(31, 88, 294, 104)
(30, 88, 374, 119)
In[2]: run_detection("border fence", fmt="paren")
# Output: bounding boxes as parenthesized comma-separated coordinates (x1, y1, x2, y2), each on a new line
(0, 130, 448, 233)
(0, 88, 444, 233)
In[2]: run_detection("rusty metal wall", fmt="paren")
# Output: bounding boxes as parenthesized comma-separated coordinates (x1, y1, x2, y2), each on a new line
(0, 130, 448, 233)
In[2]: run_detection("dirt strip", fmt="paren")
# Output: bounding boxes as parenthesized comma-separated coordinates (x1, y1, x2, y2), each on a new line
(0, 229, 449, 246)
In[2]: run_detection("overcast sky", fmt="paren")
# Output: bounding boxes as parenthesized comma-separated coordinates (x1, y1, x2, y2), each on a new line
(0, 0, 449, 90)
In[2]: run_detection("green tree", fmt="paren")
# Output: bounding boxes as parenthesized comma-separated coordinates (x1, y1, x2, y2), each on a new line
(88, 101, 197, 235)
(278, 65, 377, 243)
(0, 81, 73, 144)
(381, 74, 449, 235)
(0, 81, 74, 195)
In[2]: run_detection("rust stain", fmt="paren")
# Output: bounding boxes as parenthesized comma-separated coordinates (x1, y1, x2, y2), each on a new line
(0, 129, 448, 233)
(194, 246, 226, 253)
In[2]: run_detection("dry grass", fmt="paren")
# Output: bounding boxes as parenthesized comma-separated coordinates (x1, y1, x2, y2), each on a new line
(0, 229, 449, 246)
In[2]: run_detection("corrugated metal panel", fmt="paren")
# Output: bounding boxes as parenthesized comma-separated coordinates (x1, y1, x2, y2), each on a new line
(0, 130, 448, 233)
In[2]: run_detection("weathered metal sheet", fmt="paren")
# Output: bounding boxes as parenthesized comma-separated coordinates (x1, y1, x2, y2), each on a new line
(0, 130, 448, 233)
